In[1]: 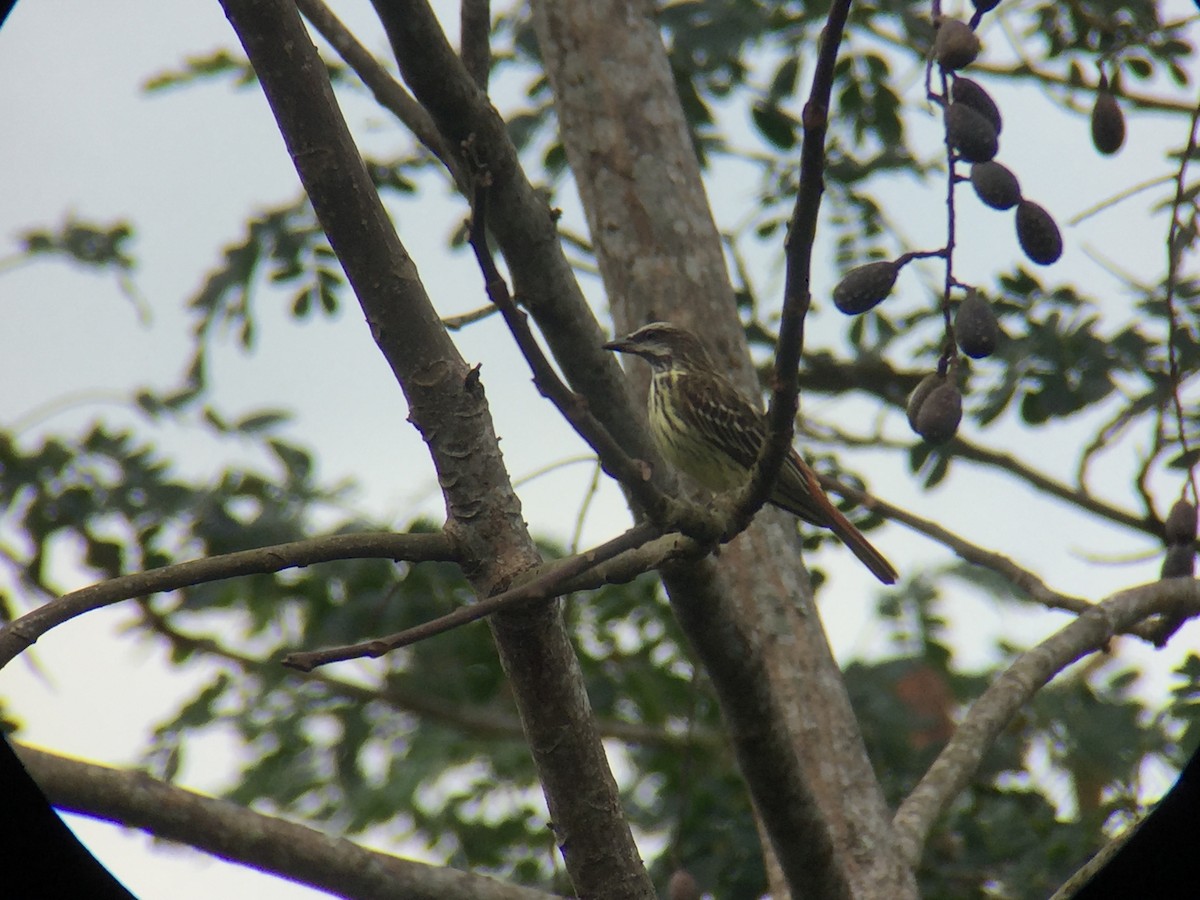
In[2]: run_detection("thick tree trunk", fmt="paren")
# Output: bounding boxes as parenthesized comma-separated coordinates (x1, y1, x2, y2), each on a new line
(533, 1, 918, 896)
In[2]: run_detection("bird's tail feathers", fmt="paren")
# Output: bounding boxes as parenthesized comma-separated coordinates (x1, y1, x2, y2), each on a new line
(775, 456, 898, 585)
(821, 503, 898, 585)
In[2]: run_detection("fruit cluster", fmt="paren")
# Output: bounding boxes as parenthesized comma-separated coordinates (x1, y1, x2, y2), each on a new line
(934, 16, 1064, 269)
(906, 370, 962, 446)
(829, 3, 1132, 446)
(830, 8, 1129, 446)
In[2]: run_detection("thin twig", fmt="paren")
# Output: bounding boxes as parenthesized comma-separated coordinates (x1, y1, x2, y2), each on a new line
(441, 302, 500, 330)
(570, 462, 604, 555)
(138, 601, 713, 749)
(789, 350, 1159, 537)
(951, 438, 1152, 534)
(464, 174, 707, 535)
(800, 403, 1157, 539)
(863, 11, 1197, 115)
(937, 62, 960, 372)
(1067, 173, 1176, 226)
(821, 475, 1089, 614)
(0, 532, 457, 670)
(1076, 392, 1159, 490)
(1136, 430, 1163, 522)
(991, 9, 1197, 116)
(736, 0, 854, 530)
(460, 0, 491, 90)
(1163, 89, 1200, 506)
(511, 454, 600, 489)
(282, 522, 661, 670)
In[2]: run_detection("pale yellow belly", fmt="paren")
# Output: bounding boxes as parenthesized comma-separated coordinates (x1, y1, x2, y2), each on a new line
(648, 379, 748, 492)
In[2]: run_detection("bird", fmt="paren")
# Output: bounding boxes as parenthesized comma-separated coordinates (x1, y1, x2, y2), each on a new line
(603, 321, 897, 584)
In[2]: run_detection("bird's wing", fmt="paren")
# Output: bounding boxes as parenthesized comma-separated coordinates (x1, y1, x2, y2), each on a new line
(671, 370, 897, 583)
(673, 370, 766, 469)
(674, 370, 830, 526)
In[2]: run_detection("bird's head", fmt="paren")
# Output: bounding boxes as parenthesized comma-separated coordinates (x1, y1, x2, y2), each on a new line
(602, 322, 715, 373)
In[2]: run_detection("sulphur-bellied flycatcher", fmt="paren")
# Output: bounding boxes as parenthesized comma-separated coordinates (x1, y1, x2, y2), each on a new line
(604, 322, 897, 584)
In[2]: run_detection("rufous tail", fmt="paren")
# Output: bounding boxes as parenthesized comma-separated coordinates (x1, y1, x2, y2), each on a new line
(794, 458, 897, 585)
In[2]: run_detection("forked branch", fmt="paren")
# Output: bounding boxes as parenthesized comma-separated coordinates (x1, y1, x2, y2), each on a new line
(892, 577, 1200, 865)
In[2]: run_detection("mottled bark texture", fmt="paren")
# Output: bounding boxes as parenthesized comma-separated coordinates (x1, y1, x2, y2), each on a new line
(532, 1, 918, 896)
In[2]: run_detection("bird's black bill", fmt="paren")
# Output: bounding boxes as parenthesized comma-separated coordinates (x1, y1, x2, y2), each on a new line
(603, 337, 635, 353)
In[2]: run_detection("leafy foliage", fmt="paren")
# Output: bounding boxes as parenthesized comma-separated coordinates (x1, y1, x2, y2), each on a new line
(0, 416, 336, 592)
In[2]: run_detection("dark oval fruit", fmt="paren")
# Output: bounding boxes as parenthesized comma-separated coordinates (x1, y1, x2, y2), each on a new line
(972, 0, 1001, 13)
(832, 260, 899, 314)
(1015, 200, 1063, 265)
(955, 290, 1000, 358)
(946, 103, 998, 163)
(1091, 88, 1125, 155)
(951, 77, 1002, 135)
(907, 373, 945, 432)
(1161, 543, 1195, 580)
(1165, 499, 1197, 545)
(916, 383, 963, 444)
(935, 19, 981, 71)
(970, 161, 1021, 210)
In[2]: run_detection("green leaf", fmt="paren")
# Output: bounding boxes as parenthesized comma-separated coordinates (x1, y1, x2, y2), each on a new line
(83, 534, 123, 578)
(143, 50, 254, 92)
(268, 439, 313, 483)
(233, 410, 291, 434)
(750, 101, 797, 149)
(768, 56, 800, 98)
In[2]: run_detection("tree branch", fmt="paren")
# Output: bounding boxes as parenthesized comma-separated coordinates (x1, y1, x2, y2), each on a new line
(0, 532, 455, 670)
(555, 531, 701, 592)
(294, 0, 466, 189)
(465, 179, 680, 527)
(797, 350, 922, 405)
(138, 601, 716, 750)
(951, 438, 1154, 536)
(891, 577, 1200, 865)
(821, 474, 1090, 613)
(796, 350, 1160, 538)
(737, 0, 852, 527)
(459, 0, 490, 89)
(859, 16, 1198, 114)
(368, 0, 662, 487)
(973, 60, 1195, 115)
(219, 4, 653, 895)
(821, 475, 1179, 642)
(283, 522, 661, 669)
(16, 744, 557, 900)
(532, 0, 917, 896)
